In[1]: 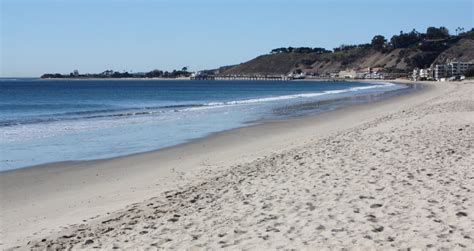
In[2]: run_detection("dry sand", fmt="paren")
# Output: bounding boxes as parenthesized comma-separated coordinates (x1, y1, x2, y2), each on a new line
(1, 80, 473, 249)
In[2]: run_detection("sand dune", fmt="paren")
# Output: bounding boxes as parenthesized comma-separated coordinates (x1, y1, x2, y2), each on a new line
(2, 81, 473, 250)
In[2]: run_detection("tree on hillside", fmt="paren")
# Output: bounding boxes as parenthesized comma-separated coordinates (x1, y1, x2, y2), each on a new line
(371, 35, 387, 51)
(145, 69, 163, 78)
(312, 47, 331, 54)
(270, 47, 288, 54)
(296, 47, 315, 53)
(455, 27, 465, 35)
(271, 46, 331, 54)
(465, 28, 474, 39)
(408, 52, 439, 68)
(390, 29, 422, 49)
(426, 26, 450, 39)
(333, 44, 357, 52)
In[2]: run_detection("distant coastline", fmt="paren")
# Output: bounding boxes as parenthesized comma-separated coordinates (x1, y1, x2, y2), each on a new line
(40, 67, 192, 80)
(40, 77, 192, 81)
(40, 26, 474, 83)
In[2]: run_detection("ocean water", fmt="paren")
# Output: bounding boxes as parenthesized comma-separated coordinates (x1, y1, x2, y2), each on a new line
(0, 79, 408, 171)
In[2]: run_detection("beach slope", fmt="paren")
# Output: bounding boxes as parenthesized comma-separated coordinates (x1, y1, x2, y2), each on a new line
(1, 81, 473, 249)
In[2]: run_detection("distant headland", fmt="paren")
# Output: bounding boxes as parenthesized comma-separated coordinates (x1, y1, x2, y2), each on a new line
(215, 26, 474, 81)
(41, 67, 192, 80)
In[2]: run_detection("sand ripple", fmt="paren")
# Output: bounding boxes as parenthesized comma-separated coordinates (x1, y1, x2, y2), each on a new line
(21, 82, 474, 250)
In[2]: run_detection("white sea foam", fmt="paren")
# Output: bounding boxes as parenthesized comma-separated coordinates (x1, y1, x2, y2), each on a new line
(0, 82, 400, 144)
(187, 82, 394, 111)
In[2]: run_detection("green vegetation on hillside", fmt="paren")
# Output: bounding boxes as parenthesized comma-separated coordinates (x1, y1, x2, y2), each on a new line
(220, 26, 474, 76)
(270, 47, 331, 54)
(271, 27, 468, 55)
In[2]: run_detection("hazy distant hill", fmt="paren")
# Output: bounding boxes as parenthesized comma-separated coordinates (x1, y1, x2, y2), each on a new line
(219, 27, 474, 76)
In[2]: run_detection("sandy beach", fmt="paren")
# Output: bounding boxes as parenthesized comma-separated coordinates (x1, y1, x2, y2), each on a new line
(1, 80, 473, 249)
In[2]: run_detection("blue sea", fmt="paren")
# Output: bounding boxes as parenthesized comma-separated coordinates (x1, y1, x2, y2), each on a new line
(0, 79, 409, 171)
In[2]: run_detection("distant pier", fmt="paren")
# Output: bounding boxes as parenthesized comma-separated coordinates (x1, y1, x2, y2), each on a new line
(191, 75, 291, 81)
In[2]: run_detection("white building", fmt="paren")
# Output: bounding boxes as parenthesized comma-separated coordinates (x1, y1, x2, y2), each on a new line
(420, 68, 432, 79)
(372, 72, 385, 79)
(449, 61, 474, 76)
(356, 72, 367, 79)
(338, 69, 357, 79)
(413, 68, 434, 81)
(432, 61, 474, 80)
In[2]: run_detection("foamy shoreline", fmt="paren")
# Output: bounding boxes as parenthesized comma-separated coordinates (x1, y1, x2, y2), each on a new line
(1, 80, 473, 249)
(0, 80, 408, 171)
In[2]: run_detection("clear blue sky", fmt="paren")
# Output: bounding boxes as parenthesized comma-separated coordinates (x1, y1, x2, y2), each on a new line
(1, 0, 473, 77)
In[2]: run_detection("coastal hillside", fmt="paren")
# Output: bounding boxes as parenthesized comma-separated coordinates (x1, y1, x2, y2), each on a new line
(219, 27, 474, 76)
(433, 38, 474, 64)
